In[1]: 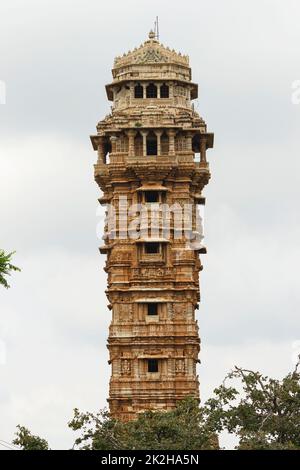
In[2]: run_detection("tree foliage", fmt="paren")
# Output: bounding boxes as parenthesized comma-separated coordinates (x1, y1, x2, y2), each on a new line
(206, 357, 300, 449)
(11, 360, 300, 450)
(0, 249, 20, 289)
(12, 425, 49, 450)
(68, 397, 218, 450)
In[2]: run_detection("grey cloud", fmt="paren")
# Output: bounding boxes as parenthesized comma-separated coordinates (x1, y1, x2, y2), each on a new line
(0, 0, 300, 449)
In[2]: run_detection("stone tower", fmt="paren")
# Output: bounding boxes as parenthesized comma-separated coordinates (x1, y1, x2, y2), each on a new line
(91, 31, 214, 420)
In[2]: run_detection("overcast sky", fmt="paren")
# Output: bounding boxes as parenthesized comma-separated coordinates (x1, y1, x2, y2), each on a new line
(0, 0, 300, 449)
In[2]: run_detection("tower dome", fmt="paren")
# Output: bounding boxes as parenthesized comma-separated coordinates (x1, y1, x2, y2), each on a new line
(105, 32, 198, 102)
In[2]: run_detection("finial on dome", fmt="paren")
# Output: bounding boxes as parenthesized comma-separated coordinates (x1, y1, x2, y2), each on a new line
(148, 29, 156, 40)
(148, 16, 159, 41)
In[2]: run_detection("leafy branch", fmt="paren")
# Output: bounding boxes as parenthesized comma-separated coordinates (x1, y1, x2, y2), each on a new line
(0, 249, 21, 289)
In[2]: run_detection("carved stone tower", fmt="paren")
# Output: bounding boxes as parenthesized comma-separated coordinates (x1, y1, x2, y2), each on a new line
(91, 31, 214, 420)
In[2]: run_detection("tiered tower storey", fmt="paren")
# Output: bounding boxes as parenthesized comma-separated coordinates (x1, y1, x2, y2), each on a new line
(91, 31, 214, 420)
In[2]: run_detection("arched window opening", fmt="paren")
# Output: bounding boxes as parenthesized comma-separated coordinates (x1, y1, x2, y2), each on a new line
(134, 83, 144, 98)
(146, 131, 157, 155)
(146, 83, 157, 98)
(134, 132, 143, 156)
(161, 132, 169, 155)
(160, 83, 169, 98)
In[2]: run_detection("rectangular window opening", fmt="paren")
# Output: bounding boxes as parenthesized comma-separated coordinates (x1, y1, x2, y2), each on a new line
(145, 243, 160, 254)
(146, 140, 157, 156)
(148, 359, 158, 373)
(147, 303, 158, 315)
(145, 191, 159, 203)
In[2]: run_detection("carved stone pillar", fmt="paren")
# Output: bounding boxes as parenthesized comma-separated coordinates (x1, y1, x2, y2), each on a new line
(141, 131, 148, 156)
(142, 83, 147, 99)
(186, 132, 193, 152)
(168, 129, 176, 156)
(110, 135, 117, 154)
(155, 130, 163, 156)
(200, 135, 207, 163)
(129, 82, 134, 101)
(97, 136, 105, 164)
(157, 83, 161, 99)
(126, 130, 137, 157)
(169, 82, 174, 99)
(187, 87, 191, 102)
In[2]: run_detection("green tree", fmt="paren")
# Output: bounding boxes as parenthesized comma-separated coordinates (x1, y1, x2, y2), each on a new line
(12, 360, 300, 450)
(68, 397, 219, 450)
(12, 425, 49, 450)
(0, 249, 20, 289)
(206, 357, 300, 450)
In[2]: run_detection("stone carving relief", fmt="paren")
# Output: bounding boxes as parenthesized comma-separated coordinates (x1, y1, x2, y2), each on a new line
(167, 303, 174, 318)
(173, 303, 185, 319)
(175, 359, 186, 374)
(110, 250, 131, 263)
(118, 304, 133, 323)
(135, 48, 168, 63)
(132, 267, 174, 279)
(121, 359, 131, 375)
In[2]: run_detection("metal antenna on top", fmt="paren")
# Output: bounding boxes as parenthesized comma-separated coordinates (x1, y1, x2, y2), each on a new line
(154, 16, 159, 41)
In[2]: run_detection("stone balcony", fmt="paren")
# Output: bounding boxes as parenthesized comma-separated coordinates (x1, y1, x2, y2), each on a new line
(94, 152, 209, 174)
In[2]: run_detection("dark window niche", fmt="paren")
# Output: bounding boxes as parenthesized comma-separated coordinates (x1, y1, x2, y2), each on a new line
(145, 191, 159, 203)
(146, 133, 157, 155)
(148, 359, 158, 373)
(145, 243, 160, 254)
(146, 83, 157, 98)
(134, 84, 144, 98)
(160, 83, 169, 98)
(147, 303, 158, 315)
